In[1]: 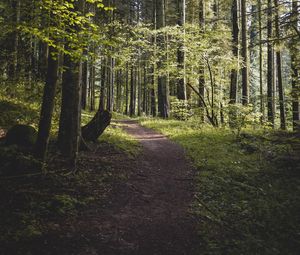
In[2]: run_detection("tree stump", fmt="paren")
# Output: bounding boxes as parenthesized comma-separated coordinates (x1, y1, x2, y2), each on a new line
(81, 110, 112, 142)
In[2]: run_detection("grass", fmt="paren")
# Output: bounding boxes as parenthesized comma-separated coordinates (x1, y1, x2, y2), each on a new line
(139, 117, 300, 255)
(99, 121, 140, 157)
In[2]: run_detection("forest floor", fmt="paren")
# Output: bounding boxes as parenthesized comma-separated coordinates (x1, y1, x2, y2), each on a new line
(0, 120, 200, 255)
(1, 98, 299, 255)
(59, 119, 200, 255)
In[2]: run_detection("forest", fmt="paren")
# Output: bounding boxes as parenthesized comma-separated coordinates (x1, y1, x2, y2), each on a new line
(0, 0, 299, 254)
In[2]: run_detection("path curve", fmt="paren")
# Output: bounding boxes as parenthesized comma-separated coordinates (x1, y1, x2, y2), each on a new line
(87, 120, 199, 255)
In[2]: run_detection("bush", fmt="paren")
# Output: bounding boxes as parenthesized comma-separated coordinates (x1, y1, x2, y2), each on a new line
(170, 98, 193, 120)
(227, 104, 261, 137)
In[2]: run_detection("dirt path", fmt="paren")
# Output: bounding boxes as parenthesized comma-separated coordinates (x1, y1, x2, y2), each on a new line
(84, 120, 199, 255)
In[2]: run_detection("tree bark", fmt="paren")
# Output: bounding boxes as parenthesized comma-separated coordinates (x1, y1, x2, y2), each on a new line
(177, 0, 186, 100)
(267, 0, 274, 127)
(81, 60, 88, 109)
(129, 66, 135, 116)
(274, 0, 286, 130)
(241, 0, 249, 105)
(57, 52, 82, 167)
(81, 110, 112, 142)
(258, 0, 265, 123)
(230, 0, 239, 105)
(291, 0, 299, 131)
(34, 47, 59, 160)
(156, 0, 169, 118)
(198, 0, 205, 122)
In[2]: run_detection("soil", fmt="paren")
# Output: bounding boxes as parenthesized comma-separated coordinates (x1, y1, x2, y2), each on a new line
(73, 120, 200, 255)
(0, 120, 200, 255)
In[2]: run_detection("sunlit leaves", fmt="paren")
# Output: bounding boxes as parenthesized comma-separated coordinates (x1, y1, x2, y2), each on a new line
(17, 0, 110, 61)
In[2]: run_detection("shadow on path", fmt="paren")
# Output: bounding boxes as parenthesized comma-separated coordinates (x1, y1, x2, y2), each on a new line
(86, 120, 200, 255)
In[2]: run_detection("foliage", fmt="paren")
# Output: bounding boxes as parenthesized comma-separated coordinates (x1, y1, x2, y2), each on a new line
(227, 104, 262, 137)
(18, 0, 109, 60)
(170, 98, 193, 120)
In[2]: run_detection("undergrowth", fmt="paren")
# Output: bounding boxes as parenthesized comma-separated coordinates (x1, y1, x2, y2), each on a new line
(0, 85, 138, 252)
(139, 118, 300, 255)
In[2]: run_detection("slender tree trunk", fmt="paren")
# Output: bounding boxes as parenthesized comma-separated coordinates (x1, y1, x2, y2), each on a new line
(156, 0, 169, 118)
(258, 0, 265, 123)
(142, 65, 147, 113)
(138, 58, 142, 116)
(177, 0, 186, 100)
(241, 0, 249, 105)
(34, 47, 59, 160)
(291, 0, 299, 131)
(99, 57, 106, 111)
(81, 60, 88, 109)
(116, 69, 122, 112)
(110, 57, 115, 111)
(230, 0, 239, 105)
(89, 55, 96, 111)
(274, 0, 286, 130)
(129, 66, 135, 116)
(198, 0, 205, 122)
(125, 64, 129, 115)
(267, 0, 274, 127)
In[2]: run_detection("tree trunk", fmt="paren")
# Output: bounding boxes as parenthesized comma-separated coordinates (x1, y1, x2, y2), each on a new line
(267, 0, 274, 127)
(99, 57, 106, 112)
(274, 0, 286, 130)
(57, 52, 82, 167)
(291, 0, 299, 132)
(156, 0, 169, 118)
(129, 66, 135, 116)
(198, 0, 205, 122)
(138, 59, 142, 116)
(81, 110, 112, 142)
(241, 0, 249, 105)
(89, 57, 96, 111)
(230, 0, 238, 105)
(258, 0, 265, 123)
(81, 60, 88, 109)
(34, 46, 59, 160)
(177, 0, 186, 100)
(125, 64, 129, 115)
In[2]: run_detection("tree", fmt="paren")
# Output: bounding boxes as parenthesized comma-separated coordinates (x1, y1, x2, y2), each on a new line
(267, 0, 274, 127)
(177, 0, 186, 100)
(198, 0, 205, 122)
(241, 0, 249, 105)
(34, 47, 59, 160)
(229, 0, 239, 105)
(156, 0, 169, 118)
(274, 0, 286, 130)
(290, 0, 299, 131)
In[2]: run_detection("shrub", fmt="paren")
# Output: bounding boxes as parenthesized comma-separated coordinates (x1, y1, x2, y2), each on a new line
(170, 98, 193, 120)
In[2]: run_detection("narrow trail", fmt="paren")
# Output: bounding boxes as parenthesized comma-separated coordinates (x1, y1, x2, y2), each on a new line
(86, 120, 199, 255)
